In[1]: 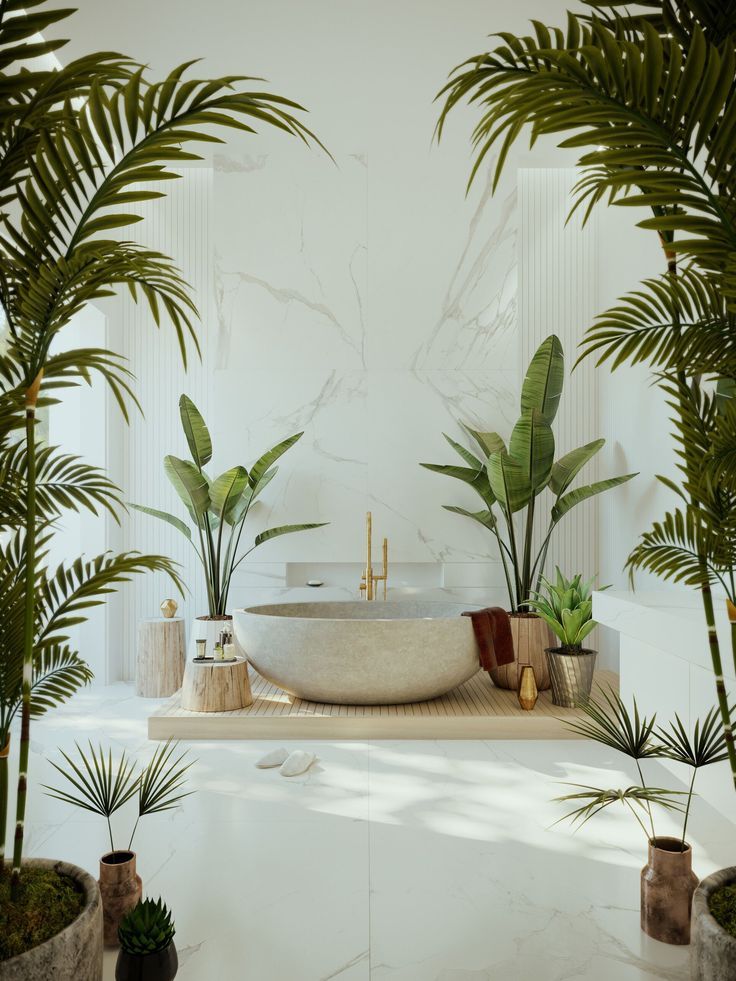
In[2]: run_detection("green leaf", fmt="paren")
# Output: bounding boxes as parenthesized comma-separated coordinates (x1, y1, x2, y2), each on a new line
(520, 335, 564, 424)
(509, 408, 555, 490)
(443, 433, 484, 470)
(420, 462, 496, 507)
(130, 504, 192, 540)
(164, 456, 210, 518)
(249, 433, 303, 489)
(460, 423, 507, 456)
(550, 439, 605, 496)
(487, 451, 533, 513)
(442, 505, 498, 531)
(254, 523, 327, 547)
(179, 395, 212, 469)
(209, 466, 248, 522)
(552, 473, 637, 523)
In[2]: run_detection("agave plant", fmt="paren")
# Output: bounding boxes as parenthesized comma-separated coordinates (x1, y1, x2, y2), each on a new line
(435, 0, 736, 791)
(118, 898, 175, 957)
(44, 739, 194, 854)
(421, 335, 635, 611)
(0, 0, 322, 899)
(133, 396, 327, 618)
(558, 687, 729, 848)
(525, 569, 602, 651)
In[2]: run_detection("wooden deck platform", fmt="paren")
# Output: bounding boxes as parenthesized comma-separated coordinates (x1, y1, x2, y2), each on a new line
(148, 668, 618, 740)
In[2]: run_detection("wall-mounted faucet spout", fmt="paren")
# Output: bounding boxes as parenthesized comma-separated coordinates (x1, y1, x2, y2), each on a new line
(359, 511, 388, 600)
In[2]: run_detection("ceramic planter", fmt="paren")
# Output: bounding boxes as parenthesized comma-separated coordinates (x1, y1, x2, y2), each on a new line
(545, 647, 597, 708)
(0, 858, 103, 981)
(99, 851, 142, 948)
(189, 615, 243, 660)
(691, 867, 736, 980)
(115, 941, 178, 981)
(641, 836, 698, 945)
(490, 613, 553, 691)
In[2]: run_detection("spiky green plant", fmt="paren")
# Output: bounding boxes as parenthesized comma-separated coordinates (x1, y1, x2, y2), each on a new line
(133, 396, 328, 617)
(421, 335, 635, 611)
(0, 0, 322, 900)
(435, 0, 736, 793)
(43, 739, 194, 854)
(525, 568, 601, 650)
(557, 687, 729, 847)
(118, 899, 175, 957)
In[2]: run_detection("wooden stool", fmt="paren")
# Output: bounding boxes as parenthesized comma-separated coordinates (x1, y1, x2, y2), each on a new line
(180, 656, 253, 712)
(136, 617, 186, 697)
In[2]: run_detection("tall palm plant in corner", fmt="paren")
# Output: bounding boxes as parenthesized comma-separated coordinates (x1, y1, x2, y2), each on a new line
(0, 1, 323, 899)
(435, 0, 736, 789)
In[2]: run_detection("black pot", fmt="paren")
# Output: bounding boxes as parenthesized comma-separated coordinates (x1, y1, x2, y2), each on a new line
(115, 942, 178, 981)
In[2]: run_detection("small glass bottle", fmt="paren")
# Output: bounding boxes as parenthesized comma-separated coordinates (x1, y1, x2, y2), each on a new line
(195, 638, 207, 660)
(223, 631, 236, 660)
(213, 631, 224, 661)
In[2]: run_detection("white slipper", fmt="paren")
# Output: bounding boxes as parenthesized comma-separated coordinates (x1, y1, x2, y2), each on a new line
(255, 747, 289, 769)
(279, 750, 316, 777)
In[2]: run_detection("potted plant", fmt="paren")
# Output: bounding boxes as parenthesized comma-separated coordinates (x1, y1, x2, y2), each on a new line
(133, 395, 327, 658)
(421, 335, 635, 689)
(526, 569, 602, 707)
(116, 899, 178, 981)
(435, 1, 736, 968)
(0, 0, 321, 972)
(43, 740, 193, 948)
(559, 689, 729, 944)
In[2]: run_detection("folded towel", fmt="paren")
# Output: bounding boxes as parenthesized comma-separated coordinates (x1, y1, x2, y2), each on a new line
(461, 608, 515, 672)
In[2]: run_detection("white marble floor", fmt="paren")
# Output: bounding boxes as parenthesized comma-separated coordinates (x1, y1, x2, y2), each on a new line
(13, 683, 736, 980)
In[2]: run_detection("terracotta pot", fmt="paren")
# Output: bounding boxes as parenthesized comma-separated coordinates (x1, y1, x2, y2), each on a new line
(490, 613, 553, 691)
(691, 867, 736, 980)
(115, 941, 178, 981)
(99, 851, 142, 948)
(0, 858, 102, 981)
(641, 836, 698, 945)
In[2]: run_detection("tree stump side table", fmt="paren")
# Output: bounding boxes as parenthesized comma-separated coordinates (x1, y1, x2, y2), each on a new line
(136, 617, 186, 698)
(180, 656, 253, 712)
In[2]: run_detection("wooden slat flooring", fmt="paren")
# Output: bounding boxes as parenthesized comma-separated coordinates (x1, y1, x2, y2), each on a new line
(148, 668, 618, 741)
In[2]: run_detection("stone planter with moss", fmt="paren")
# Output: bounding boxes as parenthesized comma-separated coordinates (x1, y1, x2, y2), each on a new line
(0, 859, 102, 980)
(691, 867, 736, 980)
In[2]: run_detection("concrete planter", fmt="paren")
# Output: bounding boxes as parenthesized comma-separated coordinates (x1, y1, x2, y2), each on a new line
(0, 858, 102, 981)
(691, 867, 736, 980)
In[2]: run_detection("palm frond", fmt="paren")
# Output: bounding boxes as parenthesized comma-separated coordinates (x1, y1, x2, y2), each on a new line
(656, 705, 733, 768)
(137, 739, 195, 817)
(43, 741, 139, 818)
(555, 783, 686, 831)
(564, 685, 663, 759)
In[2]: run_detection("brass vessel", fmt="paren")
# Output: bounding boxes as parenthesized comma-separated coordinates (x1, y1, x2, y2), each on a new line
(517, 665, 538, 711)
(160, 598, 178, 619)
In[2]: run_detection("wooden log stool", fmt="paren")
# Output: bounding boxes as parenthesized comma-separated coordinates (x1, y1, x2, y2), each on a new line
(180, 656, 253, 712)
(136, 617, 186, 697)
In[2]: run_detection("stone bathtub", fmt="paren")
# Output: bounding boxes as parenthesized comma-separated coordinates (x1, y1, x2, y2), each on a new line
(233, 601, 481, 704)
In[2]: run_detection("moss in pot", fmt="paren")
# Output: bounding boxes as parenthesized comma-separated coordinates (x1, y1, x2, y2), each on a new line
(116, 899, 178, 981)
(526, 569, 602, 707)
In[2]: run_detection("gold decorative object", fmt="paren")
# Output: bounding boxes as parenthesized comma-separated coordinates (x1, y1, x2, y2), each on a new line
(160, 598, 178, 619)
(517, 665, 538, 711)
(359, 511, 388, 600)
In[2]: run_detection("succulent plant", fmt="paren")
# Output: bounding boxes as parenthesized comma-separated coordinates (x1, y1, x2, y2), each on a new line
(525, 568, 602, 650)
(118, 898, 175, 956)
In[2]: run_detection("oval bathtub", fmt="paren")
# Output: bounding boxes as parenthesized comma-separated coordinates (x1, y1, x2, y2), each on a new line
(233, 601, 481, 705)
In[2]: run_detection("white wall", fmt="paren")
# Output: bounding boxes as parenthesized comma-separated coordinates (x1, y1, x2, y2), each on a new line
(48, 0, 680, 679)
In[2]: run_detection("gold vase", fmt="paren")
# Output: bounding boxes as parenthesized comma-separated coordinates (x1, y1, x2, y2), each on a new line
(160, 598, 178, 619)
(517, 665, 538, 711)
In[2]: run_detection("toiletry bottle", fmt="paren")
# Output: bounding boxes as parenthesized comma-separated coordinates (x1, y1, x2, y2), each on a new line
(224, 631, 236, 660)
(195, 638, 207, 660)
(213, 631, 224, 661)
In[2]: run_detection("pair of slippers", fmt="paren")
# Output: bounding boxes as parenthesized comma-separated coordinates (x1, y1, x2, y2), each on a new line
(255, 747, 316, 777)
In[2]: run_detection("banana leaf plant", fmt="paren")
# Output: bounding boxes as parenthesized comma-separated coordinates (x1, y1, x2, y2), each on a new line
(133, 396, 327, 617)
(421, 335, 636, 611)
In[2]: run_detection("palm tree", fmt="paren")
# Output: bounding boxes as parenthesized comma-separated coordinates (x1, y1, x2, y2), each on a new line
(435, 1, 736, 784)
(0, 1, 323, 898)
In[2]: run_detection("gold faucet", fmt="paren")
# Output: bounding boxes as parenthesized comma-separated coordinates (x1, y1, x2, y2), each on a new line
(359, 511, 388, 600)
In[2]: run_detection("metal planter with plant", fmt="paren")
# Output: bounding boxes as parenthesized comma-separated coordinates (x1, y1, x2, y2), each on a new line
(44, 740, 193, 948)
(116, 899, 178, 981)
(133, 395, 327, 659)
(421, 335, 635, 690)
(558, 689, 729, 945)
(526, 569, 602, 707)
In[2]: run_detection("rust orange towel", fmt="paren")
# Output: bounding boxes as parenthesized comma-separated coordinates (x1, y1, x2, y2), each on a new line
(461, 608, 515, 672)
